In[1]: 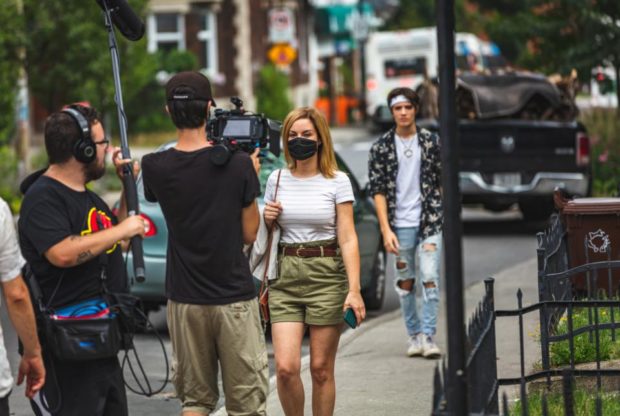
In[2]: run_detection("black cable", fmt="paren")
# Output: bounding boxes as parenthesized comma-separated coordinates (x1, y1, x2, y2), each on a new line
(118, 241, 170, 396)
(118, 306, 170, 396)
(38, 351, 63, 414)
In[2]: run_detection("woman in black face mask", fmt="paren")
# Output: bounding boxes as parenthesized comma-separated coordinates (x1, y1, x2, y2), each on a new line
(262, 107, 366, 416)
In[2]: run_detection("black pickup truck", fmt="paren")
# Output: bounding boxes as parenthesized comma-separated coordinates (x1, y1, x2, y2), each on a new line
(418, 72, 591, 221)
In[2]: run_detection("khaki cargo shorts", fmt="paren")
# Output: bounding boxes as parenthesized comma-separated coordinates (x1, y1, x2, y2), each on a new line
(167, 298, 268, 415)
(269, 240, 349, 326)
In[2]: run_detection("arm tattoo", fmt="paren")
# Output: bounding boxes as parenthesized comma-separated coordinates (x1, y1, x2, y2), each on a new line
(69, 235, 81, 241)
(76, 250, 94, 265)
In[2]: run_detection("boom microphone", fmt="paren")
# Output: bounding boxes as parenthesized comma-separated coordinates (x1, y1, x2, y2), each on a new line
(96, 0, 145, 41)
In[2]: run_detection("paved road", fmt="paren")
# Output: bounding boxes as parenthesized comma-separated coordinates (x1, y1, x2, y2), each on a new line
(2, 127, 543, 414)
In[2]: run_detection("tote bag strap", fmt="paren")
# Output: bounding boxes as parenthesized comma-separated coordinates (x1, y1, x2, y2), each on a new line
(259, 169, 282, 298)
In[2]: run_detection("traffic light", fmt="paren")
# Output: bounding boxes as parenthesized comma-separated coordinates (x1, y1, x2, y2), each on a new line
(594, 71, 615, 95)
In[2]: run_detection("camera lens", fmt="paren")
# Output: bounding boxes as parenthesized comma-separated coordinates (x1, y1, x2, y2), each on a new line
(210, 145, 231, 166)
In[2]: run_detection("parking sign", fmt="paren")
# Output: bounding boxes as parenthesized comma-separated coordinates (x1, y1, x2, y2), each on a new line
(269, 8, 296, 44)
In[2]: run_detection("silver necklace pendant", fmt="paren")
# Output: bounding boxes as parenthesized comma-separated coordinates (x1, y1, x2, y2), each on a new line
(404, 148, 414, 158)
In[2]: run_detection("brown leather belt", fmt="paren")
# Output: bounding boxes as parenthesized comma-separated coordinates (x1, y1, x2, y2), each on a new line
(281, 244, 339, 258)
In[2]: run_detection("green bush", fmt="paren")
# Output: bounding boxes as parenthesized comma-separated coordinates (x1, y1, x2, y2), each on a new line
(0, 146, 21, 213)
(580, 109, 620, 196)
(30, 147, 49, 171)
(256, 64, 293, 121)
(550, 305, 620, 367)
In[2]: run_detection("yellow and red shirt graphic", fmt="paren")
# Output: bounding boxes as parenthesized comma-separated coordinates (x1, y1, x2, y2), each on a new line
(81, 207, 118, 254)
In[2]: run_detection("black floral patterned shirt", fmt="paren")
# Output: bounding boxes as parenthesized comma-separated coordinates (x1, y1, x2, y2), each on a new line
(368, 127, 443, 239)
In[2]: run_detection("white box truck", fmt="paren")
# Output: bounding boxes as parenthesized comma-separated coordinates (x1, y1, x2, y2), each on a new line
(364, 27, 489, 127)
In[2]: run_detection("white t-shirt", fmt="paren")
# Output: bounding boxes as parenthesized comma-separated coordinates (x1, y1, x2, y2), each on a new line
(264, 169, 355, 243)
(0, 198, 25, 397)
(394, 133, 422, 227)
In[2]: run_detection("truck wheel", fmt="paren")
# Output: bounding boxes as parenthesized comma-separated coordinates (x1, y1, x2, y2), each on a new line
(519, 198, 554, 222)
(362, 248, 386, 311)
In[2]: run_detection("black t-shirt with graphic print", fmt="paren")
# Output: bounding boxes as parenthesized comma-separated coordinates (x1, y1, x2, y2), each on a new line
(141, 147, 260, 305)
(18, 176, 127, 309)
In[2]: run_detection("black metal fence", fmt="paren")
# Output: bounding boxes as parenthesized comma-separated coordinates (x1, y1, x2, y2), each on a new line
(432, 215, 620, 416)
(433, 279, 500, 415)
(432, 280, 620, 415)
(537, 214, 620, 372)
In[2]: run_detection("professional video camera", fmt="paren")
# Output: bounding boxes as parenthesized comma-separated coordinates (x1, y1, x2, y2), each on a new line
(207, 97, 281, 165)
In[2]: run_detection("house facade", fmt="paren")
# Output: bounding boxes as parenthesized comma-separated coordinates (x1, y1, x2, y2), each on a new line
(147, 0, 318, 111)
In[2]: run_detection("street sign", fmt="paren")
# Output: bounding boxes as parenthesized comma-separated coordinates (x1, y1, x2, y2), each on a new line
(350, 10, 370, 41)
(268, 43, 297, 67)
(268, 8, 296, 44)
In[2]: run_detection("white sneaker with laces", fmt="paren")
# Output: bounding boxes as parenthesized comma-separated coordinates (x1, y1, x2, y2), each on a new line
(422, 335, 441, 358)
(406, 333, 423, 357)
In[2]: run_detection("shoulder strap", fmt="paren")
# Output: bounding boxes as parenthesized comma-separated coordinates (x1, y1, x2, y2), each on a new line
(273, 169, 282, 198)
(23, 264, 47, 313)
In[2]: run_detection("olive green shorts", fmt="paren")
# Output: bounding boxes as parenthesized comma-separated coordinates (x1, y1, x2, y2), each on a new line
(167, 299, 268, 415)
(269, 240, 349, 326)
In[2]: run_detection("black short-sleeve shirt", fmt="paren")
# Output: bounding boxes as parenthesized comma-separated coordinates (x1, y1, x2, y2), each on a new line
(18, 176, 127, 308)
(141, 146, 260, 305)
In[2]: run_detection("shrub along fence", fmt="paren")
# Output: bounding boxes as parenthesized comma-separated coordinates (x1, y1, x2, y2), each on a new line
(431, 215, 620, 415)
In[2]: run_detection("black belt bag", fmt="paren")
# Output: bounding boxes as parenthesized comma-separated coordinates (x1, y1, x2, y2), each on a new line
(23, 262, 126, 362)
(43, 314, 121, 362)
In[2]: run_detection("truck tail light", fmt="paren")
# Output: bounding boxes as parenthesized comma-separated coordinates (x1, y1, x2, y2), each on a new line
(576, 131, 590, 167)
(366, 77, 377, 91)
(140, 213, 157, 238)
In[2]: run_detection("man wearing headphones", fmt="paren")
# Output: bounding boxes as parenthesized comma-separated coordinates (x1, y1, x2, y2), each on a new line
(141, 71, 268, 416)
(18, 104, 146, 415)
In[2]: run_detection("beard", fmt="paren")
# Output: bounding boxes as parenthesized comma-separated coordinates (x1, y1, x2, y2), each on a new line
(84, 159, 106, 182)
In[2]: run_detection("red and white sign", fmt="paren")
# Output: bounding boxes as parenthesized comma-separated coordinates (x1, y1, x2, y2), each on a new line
(269, 8, 296, 44)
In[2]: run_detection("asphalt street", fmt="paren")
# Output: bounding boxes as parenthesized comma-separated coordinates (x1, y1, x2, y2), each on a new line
(2, 126, 543, 415)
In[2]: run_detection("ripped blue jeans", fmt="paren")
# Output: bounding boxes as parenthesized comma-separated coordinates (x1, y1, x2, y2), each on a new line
(394, 228, 442, 337)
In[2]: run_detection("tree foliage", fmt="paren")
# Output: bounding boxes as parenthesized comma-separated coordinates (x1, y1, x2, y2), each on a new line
(382, 0, 482, 33)
(0, 1, 23, 145)
(21, 0, 192, 135)
(382, 0, 620, 104)
(477, 0, 620, 103)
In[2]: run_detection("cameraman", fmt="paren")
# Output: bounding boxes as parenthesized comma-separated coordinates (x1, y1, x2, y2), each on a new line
(18, 104, 146, 415)
(141, 71, 267, 416)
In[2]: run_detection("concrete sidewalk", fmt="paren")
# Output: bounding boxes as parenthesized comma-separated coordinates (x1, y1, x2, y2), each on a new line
(249, 257, 542, 416)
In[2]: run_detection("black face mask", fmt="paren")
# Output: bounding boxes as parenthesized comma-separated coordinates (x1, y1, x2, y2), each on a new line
(287, 137, 318, 161)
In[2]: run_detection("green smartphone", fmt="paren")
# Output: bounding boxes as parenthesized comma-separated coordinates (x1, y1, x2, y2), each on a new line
(343, 308, 357, 329)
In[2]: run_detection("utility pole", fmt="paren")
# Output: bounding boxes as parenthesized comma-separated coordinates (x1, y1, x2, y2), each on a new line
(437, 0, 468, 414)
(356, 0, 369, 122)
(16, 0, 31, 175)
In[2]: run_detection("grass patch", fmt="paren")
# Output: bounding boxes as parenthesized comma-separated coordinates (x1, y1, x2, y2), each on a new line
(550, 306, 620, 367)
(512, 390, 620, 416)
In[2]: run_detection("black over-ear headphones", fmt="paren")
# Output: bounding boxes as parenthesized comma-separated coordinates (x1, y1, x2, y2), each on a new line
(62, 107, 96, 164)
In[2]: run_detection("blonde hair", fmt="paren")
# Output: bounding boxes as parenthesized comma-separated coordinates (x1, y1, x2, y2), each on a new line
(281, 107, 337, 178)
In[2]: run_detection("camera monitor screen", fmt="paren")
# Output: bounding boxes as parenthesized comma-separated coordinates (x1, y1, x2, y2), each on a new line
(223, 119, 251, 137)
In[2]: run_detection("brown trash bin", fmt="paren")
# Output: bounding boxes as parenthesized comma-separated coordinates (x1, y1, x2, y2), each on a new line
(558, 196, 620, 296)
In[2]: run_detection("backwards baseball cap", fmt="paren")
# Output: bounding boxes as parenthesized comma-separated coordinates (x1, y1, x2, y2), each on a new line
(166, 71, 216, 106)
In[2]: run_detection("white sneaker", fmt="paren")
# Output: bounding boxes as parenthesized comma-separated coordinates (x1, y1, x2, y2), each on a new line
(422, 335, 441, 358)
(407, 334, 423, 357)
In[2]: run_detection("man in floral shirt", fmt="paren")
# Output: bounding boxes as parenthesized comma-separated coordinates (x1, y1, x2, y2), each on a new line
(368, 87, 443, 358)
